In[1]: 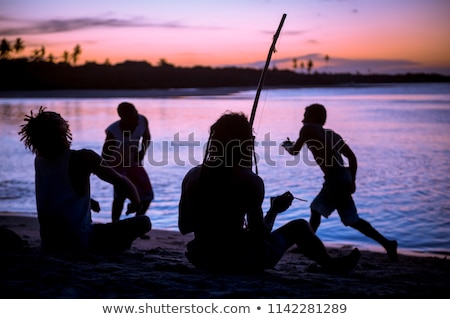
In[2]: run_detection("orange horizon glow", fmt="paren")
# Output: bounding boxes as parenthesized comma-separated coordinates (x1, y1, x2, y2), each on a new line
(1, 0, 449, 74)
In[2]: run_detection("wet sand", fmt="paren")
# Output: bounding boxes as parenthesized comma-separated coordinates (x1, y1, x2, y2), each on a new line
(1, 214, 449, 298)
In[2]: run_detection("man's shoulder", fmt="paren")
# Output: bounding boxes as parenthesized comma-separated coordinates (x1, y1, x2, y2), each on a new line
(233, 167, 263, 189)
(138, 114, 149, 125)
(106, 120, 121, 132)
(184, 165, 202, 180)
(70, 149, 102, 167)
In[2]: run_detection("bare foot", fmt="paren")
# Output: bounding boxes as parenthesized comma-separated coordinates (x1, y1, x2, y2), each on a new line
(323, 248, 361, 273)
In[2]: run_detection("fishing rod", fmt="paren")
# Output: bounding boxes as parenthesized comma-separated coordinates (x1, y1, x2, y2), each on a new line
(249, 13, 287, 175)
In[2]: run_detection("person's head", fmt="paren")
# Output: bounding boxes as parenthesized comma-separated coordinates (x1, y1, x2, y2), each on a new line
(117, 102, 139, 130)
(302, 103, 327, 125)
(19, 106, 72, 159)
(204, 112, 253, 169)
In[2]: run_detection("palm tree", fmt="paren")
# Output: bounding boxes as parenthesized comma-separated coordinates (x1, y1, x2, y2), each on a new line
(0, 38, 12, 59)
(307, 59, 313, 74)
(324, 54, 330, 72)
(13, 38, 25, 56)
(40, 45, 45, 58)
(31, 46, 46, 62)
(62, 50, 70, 64)
(72, 44, 82, 65)
(31, 49, 40, 61)
(292, 58, 298, 70)
(48, 53, 55, 63)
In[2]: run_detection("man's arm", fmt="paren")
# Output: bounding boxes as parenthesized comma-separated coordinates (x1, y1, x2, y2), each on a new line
(340, 143, 357, 193)
(178, 172, 195, 235)
(101, 131, 119, 165)
(86, 150, 142, 210)
(263, 191, 294, 231)
(139, 117, 151, 163)
(178, 166, 208, 235)
(283, 126, 308, 155)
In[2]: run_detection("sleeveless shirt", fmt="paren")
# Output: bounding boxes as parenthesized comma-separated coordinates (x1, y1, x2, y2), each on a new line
(35, 150, 92, 251)
(105, 115, 147, 166)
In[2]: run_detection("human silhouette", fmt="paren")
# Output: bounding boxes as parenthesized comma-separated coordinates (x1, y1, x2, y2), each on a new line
(102, 102, 154, 227)
(178, 112, 360, 273)
(19, 107, 151, 253)
(282, 103, 398, 261)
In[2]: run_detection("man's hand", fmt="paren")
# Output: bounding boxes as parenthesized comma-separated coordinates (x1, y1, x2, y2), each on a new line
(270, 191, 294, 213)
(125, 201, 142, 216)
(281, 138, 294, 154)
(90, 198, 101, 213)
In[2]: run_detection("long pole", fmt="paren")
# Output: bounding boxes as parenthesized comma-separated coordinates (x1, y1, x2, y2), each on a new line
(249, 13, 286, 174)
(249, 13, 287, 128)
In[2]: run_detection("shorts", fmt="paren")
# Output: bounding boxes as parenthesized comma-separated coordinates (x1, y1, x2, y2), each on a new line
(310, 168, 359, 226)
(114, 166, 154, 202)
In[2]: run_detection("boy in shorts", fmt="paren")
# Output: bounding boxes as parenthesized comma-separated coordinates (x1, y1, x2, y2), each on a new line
(282, 103, 398, 261)
(102, 102, 154, 226)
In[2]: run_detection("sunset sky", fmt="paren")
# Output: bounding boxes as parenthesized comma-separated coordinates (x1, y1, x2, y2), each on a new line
(1, 0, 449, 74)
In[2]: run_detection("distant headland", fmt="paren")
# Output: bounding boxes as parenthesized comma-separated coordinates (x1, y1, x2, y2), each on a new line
(1, 59, 449, 92)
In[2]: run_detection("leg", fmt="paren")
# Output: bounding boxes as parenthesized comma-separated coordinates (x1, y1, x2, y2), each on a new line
(136, 199, 151, 216)
(351, 218, 398, 261)
(136, 199, 152, 239)
(274, 219, 360, 272)
(91, 215, 152, 253)
(309, 209, 322, 233)
(111, 193, 126, 222)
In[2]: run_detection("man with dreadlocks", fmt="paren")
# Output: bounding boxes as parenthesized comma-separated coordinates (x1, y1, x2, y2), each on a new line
(19, 107, 151, 253)
(282, 103, 398, 261)
(178, 112, 360, 273)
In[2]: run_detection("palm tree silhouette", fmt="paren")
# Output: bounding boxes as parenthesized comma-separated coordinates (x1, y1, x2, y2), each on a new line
(30, 46, 46, 62)
(324, 54, 330, 72)
(13, 38, 25, 56)
(307, 59, 313, 74)
(62, 51, 70, 64)
(48, 53, 55, 63)
(0, 38, 12, 59)
(72, 44, 82, 65)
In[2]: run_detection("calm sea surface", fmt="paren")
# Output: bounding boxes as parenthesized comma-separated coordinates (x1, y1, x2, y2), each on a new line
(1, 83, 449, 255)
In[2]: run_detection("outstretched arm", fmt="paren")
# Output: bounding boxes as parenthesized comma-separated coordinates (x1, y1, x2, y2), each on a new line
(283, 126, 308, 155)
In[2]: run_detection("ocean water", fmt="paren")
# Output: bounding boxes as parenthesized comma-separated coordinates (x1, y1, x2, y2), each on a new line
(1, 83, 449, 255)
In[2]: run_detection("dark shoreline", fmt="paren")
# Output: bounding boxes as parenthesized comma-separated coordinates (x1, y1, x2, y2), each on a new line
(2, 59, 449, 94)
(0, 82, 448, 99)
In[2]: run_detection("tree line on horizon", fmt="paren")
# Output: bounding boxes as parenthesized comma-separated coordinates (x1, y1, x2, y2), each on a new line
(1, 37, 449, 91)
(1, 37, 321, 73)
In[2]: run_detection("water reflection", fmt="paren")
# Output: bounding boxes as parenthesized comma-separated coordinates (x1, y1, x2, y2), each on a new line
(1, 83, 449, 253)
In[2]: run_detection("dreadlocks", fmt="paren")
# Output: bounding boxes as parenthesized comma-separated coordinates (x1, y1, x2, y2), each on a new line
(18, 106, 72, 158)
(203, 112, 253, 169)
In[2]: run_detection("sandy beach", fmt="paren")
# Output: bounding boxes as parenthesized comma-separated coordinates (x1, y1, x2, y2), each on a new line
(1, 214, 449, 299)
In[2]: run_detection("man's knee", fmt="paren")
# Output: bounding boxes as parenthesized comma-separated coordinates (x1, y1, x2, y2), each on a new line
(136, 215, 152, 232)
(287, 219, 310, 231)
